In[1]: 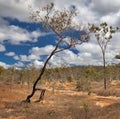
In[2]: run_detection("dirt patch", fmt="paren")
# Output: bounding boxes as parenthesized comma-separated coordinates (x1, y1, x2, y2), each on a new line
(0, 83, 27, 108)
(0, 82, 120, 119)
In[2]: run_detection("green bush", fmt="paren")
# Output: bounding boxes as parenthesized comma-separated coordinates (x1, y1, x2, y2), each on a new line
(67, 76, 73, 82)
(76, 78, 91, 95)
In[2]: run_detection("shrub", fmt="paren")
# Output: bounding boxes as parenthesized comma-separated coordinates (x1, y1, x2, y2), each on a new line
(76, 78, 92, 95)
(67, 76, 73, 82)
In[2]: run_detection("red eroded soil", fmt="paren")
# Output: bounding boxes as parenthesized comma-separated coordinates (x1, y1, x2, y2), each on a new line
(0, 82, 120, 119)
(0, 83, 26, 108)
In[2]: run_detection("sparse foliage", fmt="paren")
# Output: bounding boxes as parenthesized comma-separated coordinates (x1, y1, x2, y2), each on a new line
(88, 22, 118, 89)
(0, 66, 4, 76)
(82, 101, 89, 119)
(24, 3, 88, 103)
(76, 77, 91, 95)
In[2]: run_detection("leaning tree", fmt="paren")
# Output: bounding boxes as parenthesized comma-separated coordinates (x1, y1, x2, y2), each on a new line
(24, 3, 88, 103)
(88, 22, 119, 89)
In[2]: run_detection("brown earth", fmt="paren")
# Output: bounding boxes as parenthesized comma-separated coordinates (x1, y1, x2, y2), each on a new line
(0, 81, 120, 119)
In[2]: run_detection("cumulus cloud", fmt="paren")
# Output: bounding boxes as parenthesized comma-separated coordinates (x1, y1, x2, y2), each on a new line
(13, 55, 19, 60)
(0, 44, 6, 52)
(33, 0, 54, 8)
(5, 52, 15, 56)
(48, 43, 102, 67)
(90, 0, 120, 15)
(29, 45, 55, 56)
(0, 61, 10, 69)
(100, 10, 120, 25)
(14, 61, 25, 68)
(0, 0, 120, 25)
(12, 45, 55, 67)
(48, 49, 78, 67)
(107, 32, 120, 61)
(0, 0, 29, 22)
(19, 55, 29, 62)
(0, 0, 55, 22)
(32, 60, 44, 68)
(18, 54, 40, 62)
(75, 32, 120, 65)
(15, 60, 44, 69)
(0, 24, 45, 45)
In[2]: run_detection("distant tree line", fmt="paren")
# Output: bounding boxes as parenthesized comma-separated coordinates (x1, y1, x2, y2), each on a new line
(0, 64, 120, 85)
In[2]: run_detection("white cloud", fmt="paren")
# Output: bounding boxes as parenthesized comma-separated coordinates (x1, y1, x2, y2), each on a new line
(0, 24, 47, 45)
(32, 60, 44, 68)
(14, 60, 44, 69)
(49, 47, 102, 66)
(17, 54, 40, 62)
(0, 0, 54, 22)
(0, 61, 10, 69)
(20, 55, 29, 62)
(0, 44, 6, 52)
(13, 55, 19, 60)
(49, 50, 78, 67)
(76, 42, 100, 54)
(5, 52, 15, 56)
(33, 0, 54, 8)
(14, 61, 25, 68)
(90, 0, 120, 15)
(15, 32, 120, 67)
(13, 45, 55, 64)
(0, 0, 29, 22)
(28, 54, 40, 60)
(29, 45, 55, 56)
(100, 10, 120, 25)
(0, 0, 119, 25)
(107, 32, 120, 62)
(49, 32, 120, 67)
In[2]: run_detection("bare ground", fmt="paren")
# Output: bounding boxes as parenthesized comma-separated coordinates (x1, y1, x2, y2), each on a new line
(0, 81, 120, 119)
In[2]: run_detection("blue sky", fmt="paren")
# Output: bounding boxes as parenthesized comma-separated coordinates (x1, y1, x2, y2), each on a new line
(0, 0, 120, 68)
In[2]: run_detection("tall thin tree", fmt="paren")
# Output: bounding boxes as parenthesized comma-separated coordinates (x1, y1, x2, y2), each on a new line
(88, 22, 118, 89)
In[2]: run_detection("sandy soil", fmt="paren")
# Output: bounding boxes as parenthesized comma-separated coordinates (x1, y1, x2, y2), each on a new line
(0, 81, 120, 119)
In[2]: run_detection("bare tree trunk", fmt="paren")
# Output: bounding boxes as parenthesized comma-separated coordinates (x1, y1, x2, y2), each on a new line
(24, 42, 59, 103)
(103, 52, 107, 90)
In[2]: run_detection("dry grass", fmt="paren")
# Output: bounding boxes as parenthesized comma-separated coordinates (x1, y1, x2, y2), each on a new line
(92, 80, 120, 97)
(0, 81, 120, 119)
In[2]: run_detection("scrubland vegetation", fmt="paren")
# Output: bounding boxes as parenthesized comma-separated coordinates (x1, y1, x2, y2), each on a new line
(0, 64, 120, 119)
(0, 64, 120, 88)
